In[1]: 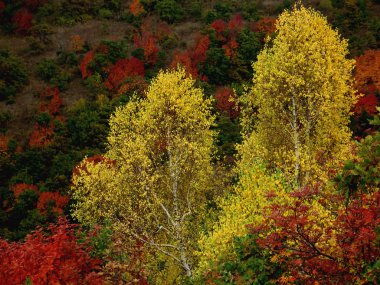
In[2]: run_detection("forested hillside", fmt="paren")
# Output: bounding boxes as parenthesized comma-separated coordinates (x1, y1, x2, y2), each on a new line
(0, 0, 379, 284)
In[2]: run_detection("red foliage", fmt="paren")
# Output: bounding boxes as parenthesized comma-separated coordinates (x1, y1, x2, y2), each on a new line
(251, 186, 380, 284)
(12, 8, 33, 33)
(251, 17, 277, 35)
(228, 14, 244, 32)
(11, 183, 39, 199)
(211, 19, 227, 40)
(354, 93, 379, 115)
(355, 49, 380, 92)
(105, 57, 145, 91)
(117, 75, 147, 97)
(39, 87, 62, 115)
(171, 34, 210, 80)
(28, 123, 55, 148)
(130, 0, 145, 16)
(80, 50, 95, 79)
(133, 31, 159, 65)
(0, 1, 5, 11)
(37, 192, 69, 215)
(214, 87, 240, 119)
(222, 37, 239, 59)
(0, 135, 9, 152)
(73, 155, 116, 176)
(0, 218, 105, 285)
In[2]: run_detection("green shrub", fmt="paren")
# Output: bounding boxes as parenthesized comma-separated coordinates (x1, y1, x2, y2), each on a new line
(156, 0, 184, 23)
(37, 59, 58, 82)
(0, 50, 28, 101)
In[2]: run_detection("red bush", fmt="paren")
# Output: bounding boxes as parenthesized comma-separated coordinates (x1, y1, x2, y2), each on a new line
(12, 8, 33, 33)
(0, 1, 5, 11)
(37, 192, 69, 215)
(104, 57, 145, 91)
(11, 183, 39, 199)
(80, 50, 95, 79)
(228, 14, 244, 32)
(130, 0, 145, 16)
(28, 123, 55, 148)
(0, 218, 105, 285)
(133, 31, 159, 65)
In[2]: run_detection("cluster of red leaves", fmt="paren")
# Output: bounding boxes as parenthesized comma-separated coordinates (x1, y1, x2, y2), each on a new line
(130, 0, 145, 17)
(0, 218, 105, 285)
(80, 50, 95, 79)
(251, 186, 380, 284)
(251, 17, 277, 35)
(70, 34, 84, 52)
(214, 87, 240, 119)
(37, 191, 69, 215)
(29, 124, 55, 148)
(210, 14, 244, 59)
(171, 34, 210, 80)
(73, 155, 116, 176)
(0, 1, 5, 11)
(353, 50, 380, 116)
(12, 8, 33, 33)
(0, 135, 9, 152)
(117, 75, 148, 97)
(104, 57, 145, 91)
(29, 87, 63, 148)
(11, 183, 39, 199)
(133, 31, 159, 65)
(39, 87, 62, 115)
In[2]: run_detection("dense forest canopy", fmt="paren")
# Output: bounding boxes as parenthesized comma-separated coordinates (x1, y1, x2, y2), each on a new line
(0, 0, 379, 284)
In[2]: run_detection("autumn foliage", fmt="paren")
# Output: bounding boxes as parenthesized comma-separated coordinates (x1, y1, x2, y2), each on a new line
(0, 218, 105, 285)
(37, 191, 69, 215)
(130, 0, 145, 17)
(133, 31, 159, 65)
(104, 57, 145, 91)
(250, 187, 380, 284)
(80, 50, 95, 79)
(12, 8, 33, 33)
(251, 17, 277, 35)
(214, 87, 239, 119)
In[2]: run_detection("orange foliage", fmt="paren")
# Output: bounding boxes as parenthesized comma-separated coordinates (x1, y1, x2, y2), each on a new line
(37, 192, 69, 215)
(251, 17, 277, 35)
(39, 87, 62, 115)
(222, 37, 239, 59)
(117, 75, 147, 97)
(29, 123, 55, 148)
(355, 50, 380, 92)
(171, 34, 210, 80)
(0, 135, 9, 152)
(74, 155, 116, 176)
(130, 0, 145, 17)
(80, 50, 95, 79)
(11, 183, 39, 199)
(105, 57, 145, 91)
(214, 87, 240, 119)
(70, 35, 84, 52)
(133, 31, 159, 64)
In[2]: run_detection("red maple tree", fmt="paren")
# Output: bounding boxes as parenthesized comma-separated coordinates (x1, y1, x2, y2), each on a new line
(133, 31, 159, 65)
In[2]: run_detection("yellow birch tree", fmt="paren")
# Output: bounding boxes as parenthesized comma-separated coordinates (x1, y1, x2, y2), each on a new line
(71, 68, 216, 279)
(241, 4, 357, 186)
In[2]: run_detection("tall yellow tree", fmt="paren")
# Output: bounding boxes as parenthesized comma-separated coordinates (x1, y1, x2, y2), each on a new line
(71, 68, 216, 278)
(241, 4, 357, 186)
